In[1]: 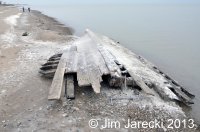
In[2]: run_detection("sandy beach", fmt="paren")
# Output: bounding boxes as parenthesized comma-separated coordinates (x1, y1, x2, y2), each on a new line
(0, 5, 199, 131)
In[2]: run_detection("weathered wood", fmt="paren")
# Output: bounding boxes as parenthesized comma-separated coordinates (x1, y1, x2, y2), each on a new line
(98, 45, 121, 77)
(75, 34, 110, 93)
(40, 64, 58, 70)
(124, 68, 155, 96)
(152, 66, 194, 100)
(39, 69, 56, 75)
(76, 48, 102, 93)
(48, 57, 61, 61)
(42, 61, 59, 66)
(77, 52, 90, 87)
(48, 51, 69, 100)
(86, 30, 156, 95)
(180, 87, 195, 99)
(84, 50, 102, 93)
(66, 75, 75, 99)
(170, 87, 193, 104)
(49, 53, 62, 59)
(65, 47, 78, 73)
(87, 31, 118, 73)
(98, 46, 124, 87)
(39, 29, 194, 105)
(90, 44, 110, 75)
(61, 77, 67, 102)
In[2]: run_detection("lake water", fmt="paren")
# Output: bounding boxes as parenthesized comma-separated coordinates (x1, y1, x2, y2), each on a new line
(34, 4, 200, 122)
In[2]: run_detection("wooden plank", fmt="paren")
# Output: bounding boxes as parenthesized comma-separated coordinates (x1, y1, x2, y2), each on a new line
(49, 53, 62, 59)
(77, 34, 109, 75)
(48, 51, 69, 100)
(170, 87, 193, 104)
(75, 34, 111, 93)
(86, 29, 155, 94)
(86, 30, 124, 87)
(128, 71, 155, 96)
(98, 45, 123, 88)
(66, 75, 75, 99)
(48, 57, 61, 61)
(77, 52, 90, 86)
(85, 30, 121, 76)
(65, 49, 78, 73)
(40, 64, 58, 70)
(42, 61, 59, 66)
(92, 49, 109, 75)
(98, 45, 121, 75)
(84, 50, 102, 93)
(61, 77, 67, 102)
(39, 69, 56, 75)
(90, 43, 109, 75)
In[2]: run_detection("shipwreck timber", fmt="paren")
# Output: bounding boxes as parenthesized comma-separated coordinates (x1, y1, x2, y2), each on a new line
(39, 29, 194, 105)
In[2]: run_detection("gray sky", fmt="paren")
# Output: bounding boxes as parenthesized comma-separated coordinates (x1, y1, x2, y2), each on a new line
(4, 0, 200, 5)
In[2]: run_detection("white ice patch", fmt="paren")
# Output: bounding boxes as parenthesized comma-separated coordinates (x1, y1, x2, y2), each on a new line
(0, 32, 17, 46)
(0, 89, 7, 95)
(4, 13, 22, 26)
(0, 13, 21, 46)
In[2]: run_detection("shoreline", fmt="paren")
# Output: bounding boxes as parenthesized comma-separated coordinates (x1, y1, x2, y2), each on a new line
(32, 10, 75, 35)
(0, 5, 199, 131)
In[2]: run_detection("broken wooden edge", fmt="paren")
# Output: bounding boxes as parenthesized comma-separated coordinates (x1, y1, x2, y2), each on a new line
(138, 55, 195, 100)
(86, 29, 195, 105)
(86, 29, 156, 96)
(149, 64, 195, 105)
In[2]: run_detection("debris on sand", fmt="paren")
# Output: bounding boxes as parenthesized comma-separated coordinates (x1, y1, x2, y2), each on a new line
(22, 32, 29, 36)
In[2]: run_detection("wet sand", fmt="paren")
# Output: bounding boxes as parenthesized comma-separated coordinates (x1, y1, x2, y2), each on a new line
(0, 5, 199, 131)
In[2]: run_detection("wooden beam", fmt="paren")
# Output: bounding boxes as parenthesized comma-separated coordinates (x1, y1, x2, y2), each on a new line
(128, 71, 155, 96)
(98, 45, 121, 76)
(171, 87, 193, 104)
(65, 47, 78, 73)
(39, 69, 56, 76)
(66, 75, 75, 99)
(85, 30, 156, 95)
(42, 60, 59, 66)
(48, 51, 69, 100)
(75, 34, 108, 93)
(40, 64, 58, 70)
(77, 52, 91, 87)
(84, 50, 102, 93)
(49, 53, 62, 59)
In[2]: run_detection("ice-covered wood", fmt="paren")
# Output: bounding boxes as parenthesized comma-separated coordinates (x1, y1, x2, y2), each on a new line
(65, 45, 78, 73)
(41, 29, 194, 105)
(76, 34, 106, 93)
(86, 29, 155, 95)
(77, 52, 91, 87)
(91, 29, 194, 104)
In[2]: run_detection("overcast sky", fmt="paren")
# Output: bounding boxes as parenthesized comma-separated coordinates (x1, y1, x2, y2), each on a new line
(3, 0, 200, 6)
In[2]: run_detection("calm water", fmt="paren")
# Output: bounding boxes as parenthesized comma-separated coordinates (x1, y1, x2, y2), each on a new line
(34, 4, 200, 122)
